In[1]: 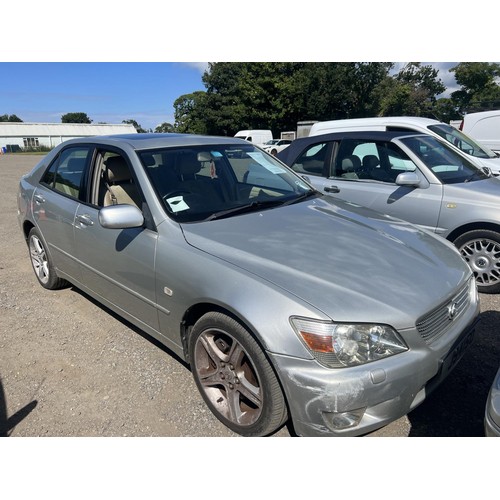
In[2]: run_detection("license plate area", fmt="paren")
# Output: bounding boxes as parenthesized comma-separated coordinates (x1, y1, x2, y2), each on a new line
(441, 325, 475, 377)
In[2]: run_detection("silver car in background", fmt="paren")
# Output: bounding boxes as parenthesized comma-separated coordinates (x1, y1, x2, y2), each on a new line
(17, 134, 480, 437)
(485, 367, 500, 436)
(279, 130, 500, 294)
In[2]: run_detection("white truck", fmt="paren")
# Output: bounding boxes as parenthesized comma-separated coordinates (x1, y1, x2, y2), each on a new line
(234, 129, 272, 146)
(460, 110, 500, 153)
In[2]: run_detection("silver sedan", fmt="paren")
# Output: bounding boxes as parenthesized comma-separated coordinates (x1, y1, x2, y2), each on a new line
(485, 367, 500, 436)
(17, 133, 480, 436)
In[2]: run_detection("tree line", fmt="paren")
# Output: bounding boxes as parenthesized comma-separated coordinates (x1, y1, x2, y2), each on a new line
(3, 62, 500, 137)
(169, 62, 500, 137)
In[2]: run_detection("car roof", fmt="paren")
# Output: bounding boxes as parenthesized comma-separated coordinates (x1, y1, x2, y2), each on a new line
(310, 116, 442, 133)
(57, 133, 250, 150)
(278, 130, 426, 163)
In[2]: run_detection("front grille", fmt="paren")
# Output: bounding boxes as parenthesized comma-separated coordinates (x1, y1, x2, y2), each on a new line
(416, 278, 472, 344)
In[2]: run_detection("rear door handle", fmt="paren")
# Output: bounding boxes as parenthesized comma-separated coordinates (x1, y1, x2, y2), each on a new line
(34, 194, 45, 204)
(324, 185, 340, 193)
(76, 214, 94, 226)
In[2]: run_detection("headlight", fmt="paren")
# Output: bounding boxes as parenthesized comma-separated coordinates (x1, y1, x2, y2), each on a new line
(290, 317, 408, 368)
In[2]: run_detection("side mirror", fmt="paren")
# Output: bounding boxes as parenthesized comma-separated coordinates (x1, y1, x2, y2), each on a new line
(395, 171, 421, 187)
(482, 166, 492, 177)
(99, 204, 144, 229)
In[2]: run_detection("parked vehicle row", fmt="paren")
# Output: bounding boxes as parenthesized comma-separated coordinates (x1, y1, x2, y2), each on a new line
(261, 138, 292, 156)
(308, 116, 500, 175)
(17, 133, 480, 437)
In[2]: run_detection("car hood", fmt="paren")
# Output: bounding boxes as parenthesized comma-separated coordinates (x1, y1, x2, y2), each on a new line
(181, 196, 471, 328)
(444, 176, 500, 203)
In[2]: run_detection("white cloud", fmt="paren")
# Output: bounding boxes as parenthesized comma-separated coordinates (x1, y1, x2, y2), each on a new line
(183, 62, 209, 73)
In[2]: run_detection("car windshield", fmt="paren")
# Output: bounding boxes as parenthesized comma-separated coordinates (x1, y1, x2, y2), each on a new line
(139, 144, 316, 222)
(399, 135, 489, 184)
(428, 123, 497, 159)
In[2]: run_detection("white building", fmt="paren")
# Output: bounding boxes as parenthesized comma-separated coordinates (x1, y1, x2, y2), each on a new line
(0, 122, 138, 151)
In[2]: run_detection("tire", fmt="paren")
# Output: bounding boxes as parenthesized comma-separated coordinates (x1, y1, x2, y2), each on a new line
(454, 229, 500, 294)
(28, 227, 68, 290)
(188, 311, 288, 436)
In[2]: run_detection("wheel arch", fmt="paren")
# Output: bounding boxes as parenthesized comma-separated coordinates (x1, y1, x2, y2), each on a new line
(180, 302, 269, 365)
(446, 221, 500, 243)
(22, 220, 35, 244)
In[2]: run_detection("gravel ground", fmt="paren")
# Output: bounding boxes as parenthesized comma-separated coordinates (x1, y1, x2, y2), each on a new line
(1, 153, 499, 438)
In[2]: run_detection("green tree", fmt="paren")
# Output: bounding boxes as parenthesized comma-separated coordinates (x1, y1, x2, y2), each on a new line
(0, 114, 23, 122)
(376, 63, 446, 117)
(432, 97, 462, 123)
(450, 62, 500, 113)
(196, 62, 393, 136)
(174, 91, 209, 134)
(122, 119, 147, 133)
(291, 62, 394, 122)
(61, 112, 92, 123)
(155, 122, 176, 133)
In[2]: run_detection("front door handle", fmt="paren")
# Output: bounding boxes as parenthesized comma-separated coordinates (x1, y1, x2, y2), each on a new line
(324, 185, 340, 193)
(76, 214, 94, 226)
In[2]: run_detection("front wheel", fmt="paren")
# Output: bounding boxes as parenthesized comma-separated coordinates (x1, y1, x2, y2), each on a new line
(454, 229, 500, 294)
(28, 227, 68, 290)
(188, 312, 288, 436)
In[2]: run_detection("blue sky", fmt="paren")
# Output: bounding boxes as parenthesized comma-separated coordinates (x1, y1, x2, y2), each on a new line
(0, 62, 209, 131)
(0, 62, 462, 132)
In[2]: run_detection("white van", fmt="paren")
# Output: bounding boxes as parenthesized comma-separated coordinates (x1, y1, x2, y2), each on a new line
(234, 129, 273, 146)
(309, 116, 500, 174)
(460, 110, 500, 153)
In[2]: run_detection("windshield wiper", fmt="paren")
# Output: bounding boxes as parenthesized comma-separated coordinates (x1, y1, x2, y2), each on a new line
(205, 199, 286, 221)
(464, 172, 485, 182)
(280, 189, 318, 206)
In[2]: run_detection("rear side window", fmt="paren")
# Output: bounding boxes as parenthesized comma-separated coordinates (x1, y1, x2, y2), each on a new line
(41, 147, 91, 198)
(334, 139, 417, 183)
(290, 142, 330, 176)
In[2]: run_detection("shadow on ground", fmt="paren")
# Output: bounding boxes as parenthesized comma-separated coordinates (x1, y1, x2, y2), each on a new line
(408, 310, 500, 436)
(0, 377, 38, 437)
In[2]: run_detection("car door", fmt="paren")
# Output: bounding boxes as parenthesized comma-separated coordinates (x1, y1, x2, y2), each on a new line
(291, 138, 443, 232)
(73, 148, 159, 331)
(33, 145, 93, 281)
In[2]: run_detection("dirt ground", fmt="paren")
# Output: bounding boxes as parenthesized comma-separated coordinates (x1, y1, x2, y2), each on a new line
(1, 153, 499, 438)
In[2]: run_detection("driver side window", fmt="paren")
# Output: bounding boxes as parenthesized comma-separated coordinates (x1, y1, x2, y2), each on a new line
(92, 151, 142, 208)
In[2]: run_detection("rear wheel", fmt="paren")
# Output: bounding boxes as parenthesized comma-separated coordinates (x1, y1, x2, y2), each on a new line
(188, 312, 288, 436)
(28, 227, 68, 290)
(454, 229, 500, 294)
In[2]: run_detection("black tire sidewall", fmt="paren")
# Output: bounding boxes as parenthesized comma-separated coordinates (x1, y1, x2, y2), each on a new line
(188, 311, 287, 436)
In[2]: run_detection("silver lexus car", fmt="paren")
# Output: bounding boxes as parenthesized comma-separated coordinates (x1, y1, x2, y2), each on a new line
(17, 134, 480, 437)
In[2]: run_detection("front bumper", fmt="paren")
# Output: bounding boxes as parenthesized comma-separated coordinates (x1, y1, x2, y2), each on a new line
(269, 311, 479, 437)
